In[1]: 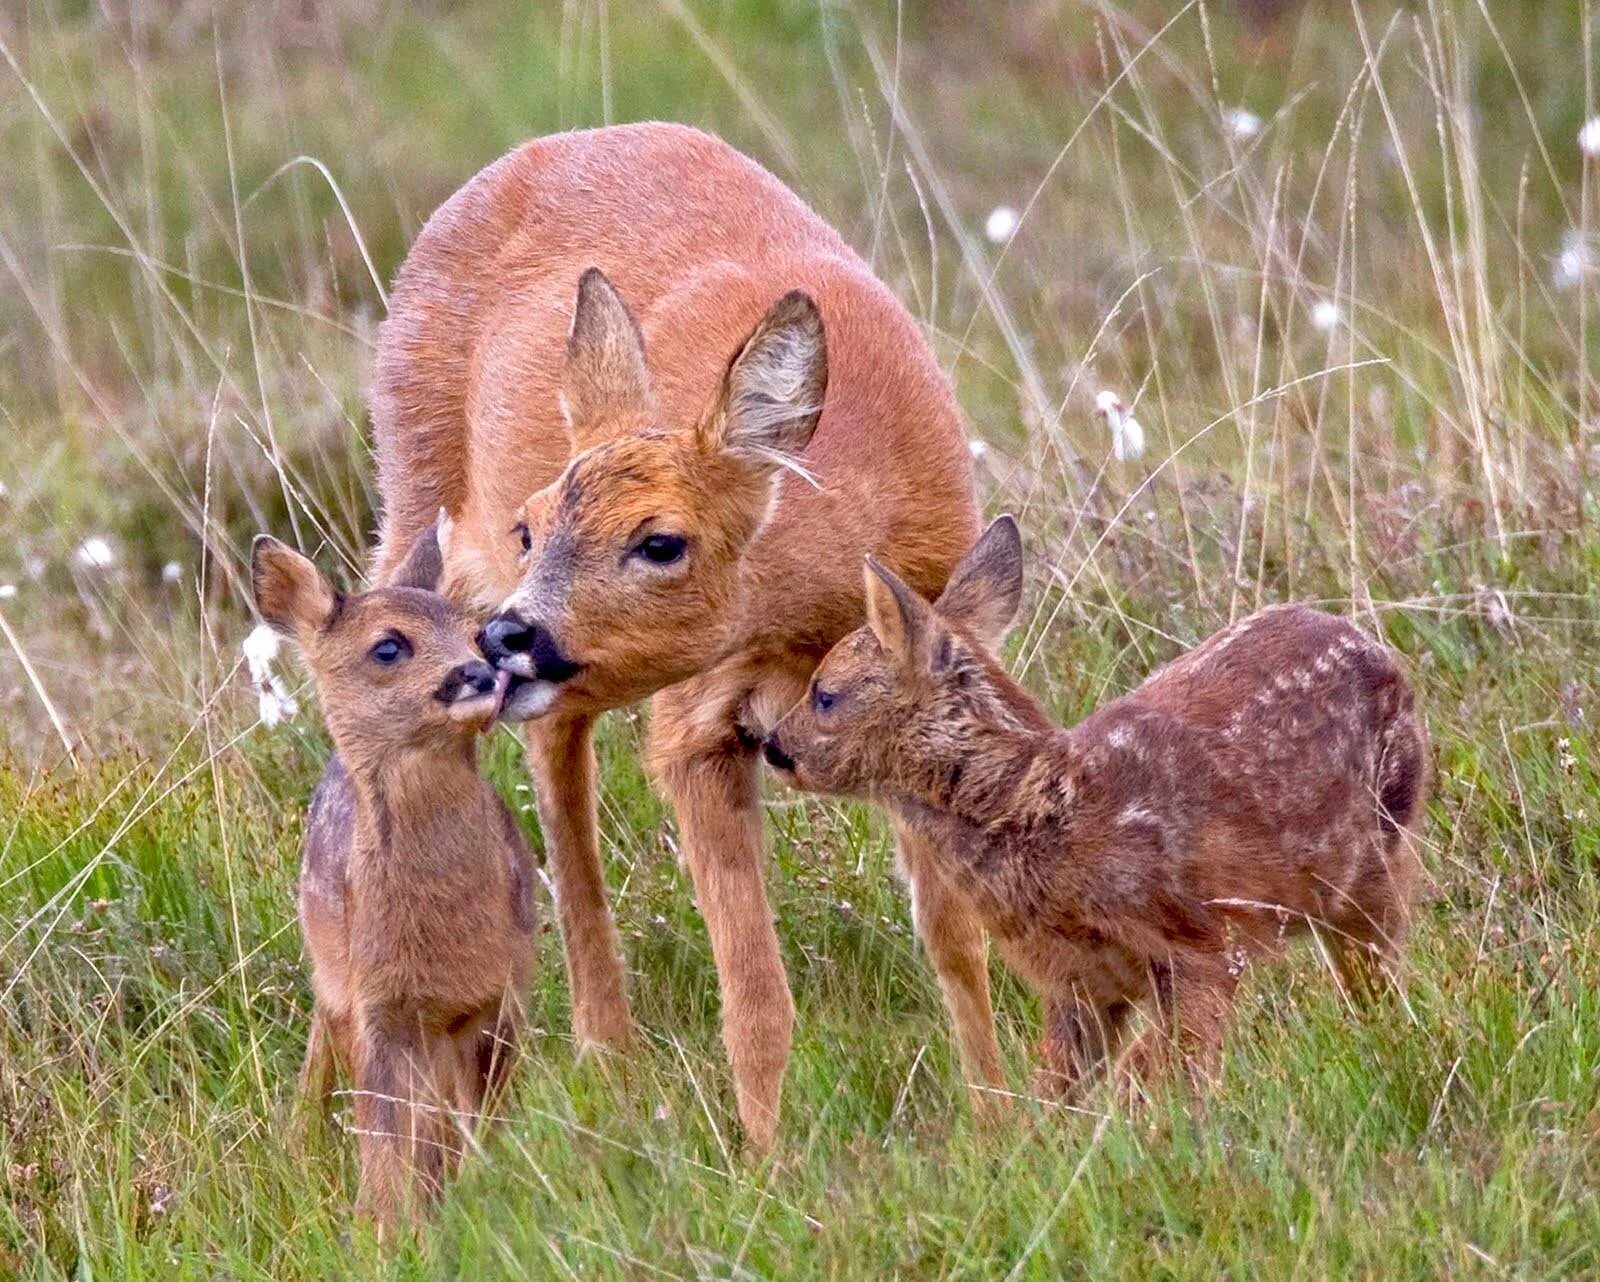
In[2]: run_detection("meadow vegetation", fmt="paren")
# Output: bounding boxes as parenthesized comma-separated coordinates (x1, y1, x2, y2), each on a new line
(1, 1, 1598, 1276)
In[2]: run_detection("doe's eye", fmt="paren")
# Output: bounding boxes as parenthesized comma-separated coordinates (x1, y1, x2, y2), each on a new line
(369, 635, 411, 666)
(635, 533, 687, 565)
(812, 686, 837, 714)
(514, 522, 532, 554)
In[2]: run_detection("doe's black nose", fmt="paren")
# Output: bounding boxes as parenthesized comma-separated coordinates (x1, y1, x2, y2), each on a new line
(763, 735, 796, 773)
(479, 612, 582, 682)
(480, 614, 537, 658)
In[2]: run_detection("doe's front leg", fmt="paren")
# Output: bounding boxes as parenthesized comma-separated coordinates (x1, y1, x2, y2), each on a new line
(651, 684, 794, 1154)
(525, 712, 634, 1052)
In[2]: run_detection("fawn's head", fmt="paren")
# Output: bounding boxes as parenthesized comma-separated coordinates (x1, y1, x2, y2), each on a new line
(477, 267, 827, 717)
(764, 516, 1030, 798)
(251, 523, 505, 766)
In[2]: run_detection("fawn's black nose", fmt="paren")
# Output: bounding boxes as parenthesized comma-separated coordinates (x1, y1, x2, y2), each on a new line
(763, 735, 796, 773)
(438, 659, 498, 704)
(479, 613, 581, 682)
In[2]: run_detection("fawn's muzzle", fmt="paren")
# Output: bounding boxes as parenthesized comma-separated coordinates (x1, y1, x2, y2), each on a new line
(762, 734, 796, 774)
(479, 614, 582, 683)
(436, 659, 500, 705)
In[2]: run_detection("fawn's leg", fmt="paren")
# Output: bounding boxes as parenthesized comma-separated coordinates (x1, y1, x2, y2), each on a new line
(1035, 993, 1131, 1101)
(650, 684, 793, 1153)
(351, 1007, 448, 1235)
(1116, 956, 1238, 1101)
(525, 712, 633, 1050)
(892, 814, 1007, 1109)
(299, 1006, 339, 1107)
(1330, 830, 1420, 1001)
(476, 999, 522, 1110)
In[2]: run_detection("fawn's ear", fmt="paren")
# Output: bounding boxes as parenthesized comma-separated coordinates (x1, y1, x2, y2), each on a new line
(698, 290, 827, 467)
(561, 267, 656, 451)
(387, 514, 446, 591)
(251, 536, 339, 638)
(934, 515, 1024, 647)
(863, 556, 932, 668)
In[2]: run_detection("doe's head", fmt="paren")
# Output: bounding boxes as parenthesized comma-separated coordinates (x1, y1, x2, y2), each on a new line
(764, 515, 1027, 799)
(251, 521, 505, 764)
(479, 266, 828, 714)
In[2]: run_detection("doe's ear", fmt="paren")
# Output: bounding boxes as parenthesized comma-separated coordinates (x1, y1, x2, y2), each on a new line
(863, 556, 933, 668)
(699, 290, 827, 466)
(934, 515, 1024, 648)
(251, 535, 339, 638)
(387, 515, 444, 591)
(560, 267, 656, 451)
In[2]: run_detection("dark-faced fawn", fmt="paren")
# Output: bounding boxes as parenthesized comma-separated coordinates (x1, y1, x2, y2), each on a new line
(251, 521, 536, 1232)
(765, 517, 1428, 1103)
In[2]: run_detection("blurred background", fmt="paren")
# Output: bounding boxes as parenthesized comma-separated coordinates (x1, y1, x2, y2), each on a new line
(1, 0, 1593, 754)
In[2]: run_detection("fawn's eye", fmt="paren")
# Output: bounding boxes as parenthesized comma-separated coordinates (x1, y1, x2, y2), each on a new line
(369, 634, 411, 666)
(812, 685, 838, 714)
(513, 522, 531, 554)
(633, 533, 687, 566)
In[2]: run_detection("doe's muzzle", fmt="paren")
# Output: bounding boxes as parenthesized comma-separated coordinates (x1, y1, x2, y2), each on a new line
(478, 613, 581, 683)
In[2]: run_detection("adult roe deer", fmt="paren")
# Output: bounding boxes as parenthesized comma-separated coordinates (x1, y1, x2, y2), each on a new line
(764, 518, 1428, 1101)
(254, 523, 536, 1231)
(360, 123, 991, 1148)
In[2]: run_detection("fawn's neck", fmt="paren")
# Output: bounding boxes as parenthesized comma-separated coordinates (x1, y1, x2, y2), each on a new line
(892, 718, 1067, 837)
(346, 743, 487, 868)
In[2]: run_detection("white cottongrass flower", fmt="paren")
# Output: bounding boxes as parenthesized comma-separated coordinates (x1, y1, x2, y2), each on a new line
(984, 205, 1020, 245)
(968, 437, 989, 460)
(1580, 117, 1600, 158)
(1554, 229, 1592, 289)
(1225, 108, 1262, 140)
(0, 584, 15, 600)
(242, 622, 281, 682)
(1311, 299, 1343, 332)
(258, 676, 299, 728)
(75, 536, 116, 569)
(243, 622, 299, 726)
(1096, 389, 1146, 462)
(161, 560, 183, 584)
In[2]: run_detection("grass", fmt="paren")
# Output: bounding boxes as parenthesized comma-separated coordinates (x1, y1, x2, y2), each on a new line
(2, 0, 1599, 1276)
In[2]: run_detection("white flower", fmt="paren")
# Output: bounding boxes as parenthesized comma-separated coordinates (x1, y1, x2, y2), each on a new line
(75, 536, 116, 569)
(968, 438, 989, 459)
(1095, 389, 1146, 462)
(1554, 229, 1592, 289)
(1225, 108, 1262, 140)
(242, 622, 281, 683)
(258, 675, 299, 727)
(1311, 299, 1343, 332)
(1581, 117, 1600, 158)
(984, 205, 1020, 245)
(161, 561, 183, 584)
(0, 584, 15, 600)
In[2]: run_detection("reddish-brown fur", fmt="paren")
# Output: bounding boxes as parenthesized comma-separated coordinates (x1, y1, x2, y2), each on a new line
(359, 124, 991, 1147)
(766, 518, 1429, 1102)
(253, 524, 535, 1232)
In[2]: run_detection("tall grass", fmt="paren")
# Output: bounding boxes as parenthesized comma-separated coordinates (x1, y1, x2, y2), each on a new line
(2, 2, 1598, 1277)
